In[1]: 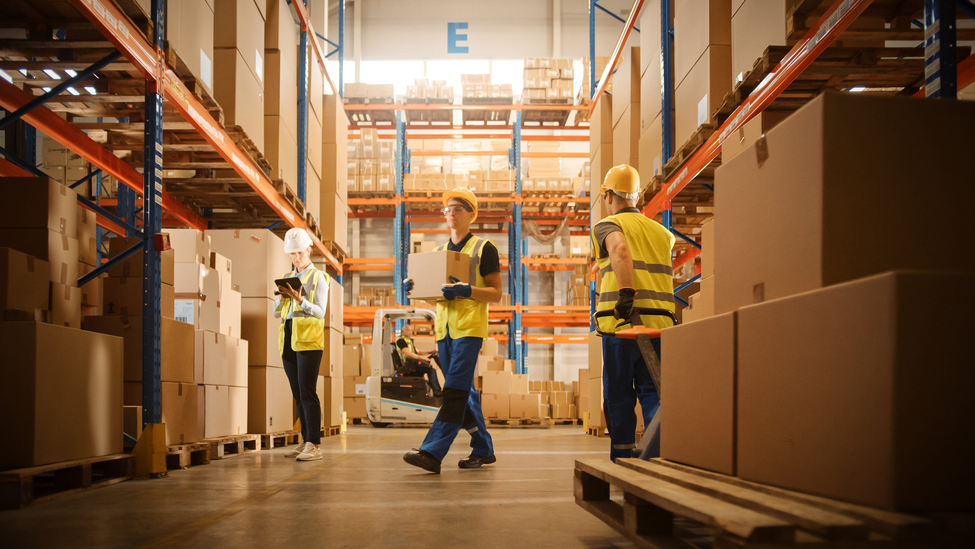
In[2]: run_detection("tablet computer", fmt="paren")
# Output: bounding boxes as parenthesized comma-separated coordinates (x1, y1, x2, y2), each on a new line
(274, 277, 303, 294)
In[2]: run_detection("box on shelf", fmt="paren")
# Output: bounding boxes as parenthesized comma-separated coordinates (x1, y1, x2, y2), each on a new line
(673, 0, 732, 86)
(213, 0, 265, 85)
(265, 115, 299, 189)
(167, 0, 214, 92)
(730, 0, 788, 87)
(108, 237, 175, 284)
(0, 229, 79, 287)
(213, 48, 265, 151)
(83, 315, 194, 383)
(76, 206, 97, 266)
(103, 277, 175, 319)
(344, 396, 367, 419)
(167, 229, 211, 266)
(674, 45, 731, 147)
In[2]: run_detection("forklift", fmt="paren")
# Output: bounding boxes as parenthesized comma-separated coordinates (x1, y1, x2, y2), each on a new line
(364, 308, 443, 427)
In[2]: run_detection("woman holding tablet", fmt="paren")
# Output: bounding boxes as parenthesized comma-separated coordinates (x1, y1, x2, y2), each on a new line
(275, 228, 329, 461)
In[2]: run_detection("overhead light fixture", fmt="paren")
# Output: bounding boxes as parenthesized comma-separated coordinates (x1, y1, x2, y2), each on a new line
(18, 69, 29, 77)
(85, 86, 97, 95)
(42, 87, 52, 93)
(67, 87, 80, 96)
(850, 87, 867, 93)
(43, 69, 61, 80)
(0, 69, 11, 84)
(65, 69, 78, 77)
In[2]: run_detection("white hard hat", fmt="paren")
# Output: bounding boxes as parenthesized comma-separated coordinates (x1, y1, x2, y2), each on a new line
(283, 228, 313, 253)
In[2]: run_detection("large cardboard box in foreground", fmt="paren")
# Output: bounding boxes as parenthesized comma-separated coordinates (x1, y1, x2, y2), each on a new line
(248, 365, 294, 434)
(241, 297, 281, 367)
(0, 229, 79, 287)
(660, 311, 736, 475)
(406, 251, 471, 302)
(83, 315, 194, 383)
(161, 382, 199, 445)
(0, 322, 123, 468)
(737, 271, 975, 511)
(714, 93, 975, 315)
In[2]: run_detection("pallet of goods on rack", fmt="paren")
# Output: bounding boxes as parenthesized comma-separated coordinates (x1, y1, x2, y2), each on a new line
(343, 83, 396, 125)
(404, 78, 454, 125)
(460, 73, 514, 125)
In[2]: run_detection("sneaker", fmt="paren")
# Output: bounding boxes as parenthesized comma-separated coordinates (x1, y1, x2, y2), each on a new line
(285, 442, 307, 458)
(403, 449, 441, 474)
(458, 453, 497, 469)
(296, 444, 322, 461)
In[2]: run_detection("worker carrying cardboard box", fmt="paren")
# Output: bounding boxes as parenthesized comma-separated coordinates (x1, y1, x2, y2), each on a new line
(396, 323, 442, 395)
(401, 187, 503, 474)
(591, 165, 675, 462)
(274, 228, 330, 462)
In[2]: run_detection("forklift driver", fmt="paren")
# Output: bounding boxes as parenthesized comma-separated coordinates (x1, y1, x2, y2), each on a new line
(396, 324, 442, 396)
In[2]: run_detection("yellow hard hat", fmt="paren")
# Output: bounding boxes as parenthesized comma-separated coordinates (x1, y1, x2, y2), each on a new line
(442, 187, 479, 222)
(599, 164, 641, 196)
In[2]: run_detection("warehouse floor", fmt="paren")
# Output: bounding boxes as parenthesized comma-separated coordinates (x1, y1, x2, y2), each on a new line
(0, 426, 638, 548)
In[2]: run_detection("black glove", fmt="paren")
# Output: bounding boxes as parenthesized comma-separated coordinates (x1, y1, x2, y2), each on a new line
(614, 287, 636, 323)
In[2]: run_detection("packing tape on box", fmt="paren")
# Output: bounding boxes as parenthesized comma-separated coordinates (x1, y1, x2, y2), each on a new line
(60, 262, 68, 284)
(60, 217, 66, 234)
(233, 229, 241, 239)
(174, 292, 204, 301)
(64, 285, 71, 300)
(756, 135, 770, 168)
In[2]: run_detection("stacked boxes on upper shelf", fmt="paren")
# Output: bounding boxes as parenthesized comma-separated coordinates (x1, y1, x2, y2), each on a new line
(660, 93, 975, 511)
(40, 136, 92, 196)
(589, 93, 613, 223)
(612, 47, 641, 173)
(522, 58, 574, 104)
(407, 78, 454, 102)
(349, 128, 394, 198)
(265, 0, 300, 194)
(638, 0, 668, 185)
(577, 56, 611, 105)
(460, 74, 513, 101)
(407, 137, 445, 175)
(673, 0, 732, 148)
(319, 96, 351, 254)
(167, 0, 215, 95)
(213, 0, 266, 152)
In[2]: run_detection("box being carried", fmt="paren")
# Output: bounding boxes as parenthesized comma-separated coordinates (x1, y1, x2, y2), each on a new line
(406, 251, 471, 302)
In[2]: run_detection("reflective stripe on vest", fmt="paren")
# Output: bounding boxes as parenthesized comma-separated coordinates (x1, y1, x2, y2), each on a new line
(592, 213, 675, 332)
(434, 235, 491, 341)
(277, 267, 329, 353)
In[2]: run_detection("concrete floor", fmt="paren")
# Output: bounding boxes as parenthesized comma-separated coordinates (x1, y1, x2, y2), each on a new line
(0, 426, 639, 548)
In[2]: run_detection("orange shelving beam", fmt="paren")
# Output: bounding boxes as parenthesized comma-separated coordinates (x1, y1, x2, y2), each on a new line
(67, 0, 342, 272)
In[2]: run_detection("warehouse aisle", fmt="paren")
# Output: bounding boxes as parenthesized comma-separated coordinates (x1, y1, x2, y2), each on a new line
(0, 426, 636, 548)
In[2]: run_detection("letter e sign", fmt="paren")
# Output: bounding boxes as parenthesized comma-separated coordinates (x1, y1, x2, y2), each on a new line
(448, 22, 469, 54)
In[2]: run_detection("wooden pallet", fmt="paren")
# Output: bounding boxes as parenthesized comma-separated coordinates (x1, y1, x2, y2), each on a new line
(661, 124, 718, 181)
(487, 417, 552, 428)
(345, 97, 396, 125)
(323, 425, 342, 437)
(165, 44, 225, 126)
(272, 179, 306, 220)
(588, 425, 609, 437)
(260, 431, 301, 450)
(405, 98, 453, 124)
(0, 454, 134, 510)
(522, 107, 571, 127)
(575, 458, 941, 549)
(166, 442, 210, 470)
(461, 97, 514, 125)
(202, 434, 261, 460)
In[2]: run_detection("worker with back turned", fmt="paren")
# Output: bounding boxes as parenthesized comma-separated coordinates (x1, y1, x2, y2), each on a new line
(591, 165, 676, 462)
(401, 188, 503, 474)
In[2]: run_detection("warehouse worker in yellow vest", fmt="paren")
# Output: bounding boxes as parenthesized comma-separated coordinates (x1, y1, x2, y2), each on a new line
(591, 165, 675, 462)
(401, 188, 502, 474)
(274, 228, 329, 462)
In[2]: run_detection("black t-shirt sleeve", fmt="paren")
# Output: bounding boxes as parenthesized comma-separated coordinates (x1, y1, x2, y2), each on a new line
(396, 338, 408, 350)
(592, 220, 623, 257)
(479, 241, 501, 277)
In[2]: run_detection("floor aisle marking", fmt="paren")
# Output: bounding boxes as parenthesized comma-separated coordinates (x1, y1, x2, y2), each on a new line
(137, 433, 401, 549)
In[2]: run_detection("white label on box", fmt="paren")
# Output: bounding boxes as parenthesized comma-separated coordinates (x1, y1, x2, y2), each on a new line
(174, 300, 195, 325)
(355, 384, 366, 395)
(697, 94, 708, 126)
(653, 154, 662, 176)
(255, 49, 263, 82)
(200, 50, 212, 89)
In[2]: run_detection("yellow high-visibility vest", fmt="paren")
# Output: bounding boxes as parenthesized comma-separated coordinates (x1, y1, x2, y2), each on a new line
(434, 236, 492, 340)
(277, 267, 329, 353)
(591, 212, 675, 332)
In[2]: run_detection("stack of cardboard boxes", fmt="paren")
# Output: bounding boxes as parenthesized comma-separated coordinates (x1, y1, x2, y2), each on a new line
(406, 78, 454, 102)
(477, 339, 535, 420)
(460, 74, 513, 100)
(348, 128, 395, 195)
(264, 0, 300, 193)
(612, 47, 641, 173)
(638, 0, 667, 188)
(589, 95, 613, 223)
(406, 138, 446, 175)
(167, 0, 215, 96)
(660, 93, 975, 511)
(344, 83, 394, 101)
(577, 56, 611, 105)
(522, 58, 574, 103)
(529, 381, 577, 420)
(0, 177, 124, 469)
(39, 137, 90, 195)
(213, 0, 266, 153)
(354, 286, 398, 308)
(575, 369, 589, 424)
(323, 92, 350, 233)
(342, 334, 367, 420)
(320, 271, 345, 429)
(565, 271, 589, 308)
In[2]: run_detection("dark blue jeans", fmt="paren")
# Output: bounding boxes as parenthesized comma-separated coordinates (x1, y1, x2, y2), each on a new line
(282, 320, 323, 445)
(602, 337, 660, 462)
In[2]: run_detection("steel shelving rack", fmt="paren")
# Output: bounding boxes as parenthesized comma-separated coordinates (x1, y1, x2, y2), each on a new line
(0, 0, 344, 437)
(342, 102, 593, 374)
(589, 0, 975, 311)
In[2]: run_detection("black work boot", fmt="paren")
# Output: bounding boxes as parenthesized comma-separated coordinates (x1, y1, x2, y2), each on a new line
(458, 453, 497, 469)
(403, 449, 441, 474)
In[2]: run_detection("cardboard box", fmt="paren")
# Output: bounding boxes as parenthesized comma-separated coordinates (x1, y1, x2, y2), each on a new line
(213, 0, 265, 85)
(343, 343, 362, 377)
(107, 237, 175, 285)
(737, 271, 975, 511)
(481, 371, 512, 395)
(241, 297, 281, 367)
(0, 175, 78, 237)
(719, 110, 790, 162)
(318, 191, 348, 253)
(321, 376, 342, 427)
(161, 382, 199, 445)
(50, 281, 81, 329)
(248, 365, 294, 434)
(674, 0, 732, 86)
(731, 0, 788, 87)
(207, 229, 291, 298)
(406, 251, 471, 302)
(660, 311, 736, 475)
(0, 322, 122, 468)
(675, 45, 731, 147)
(102, 277, 175, 319)
(588, 332, 602, 379)
(194, 331, 248, 387)
(589, 94, 613, 151)
(360, 341, 373, 377)
(509, 394, 542, 419)
(265, 0, 298, 53)
(199, 384, 232, 439)
(510, 374, 529, 395)
(714, 93, 975, 314)
(344, 396, 367, 418)
(83, 315, 195, 383)
(638, 116, 663, 185)
(229, 386, 248, 435)
(168, 0, 214, 93)
(265, 115, 299, 189)
(213, 48, 265, 151)
(0, 229, 78, 287)
(167, 229, 211, 266)
(0, 248, 49, 317)
(612, 47, 641, 127)
(76, 206, 97, 266)
(612, 103, 641, 169)
(700, 218, 715, 278)
(481, 393, 510, 419)
(264, 49, 298, 134)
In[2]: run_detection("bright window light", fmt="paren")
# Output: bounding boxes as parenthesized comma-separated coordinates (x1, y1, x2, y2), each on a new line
(0, 69, 11, 84)
(428, 59, 489, 95)
(18, 69, 28, 76)
(324, 60, 355, 94)
(42, 87, 52, 93)
(491, 59, 524, 96)
(67, 87, 80, 96)
(84, 86, 97, 95)
(360, 60, 424, 97)
(850, 87, 867, 92)
(43, 69, 61, 80)
(65, 69, 78, 77)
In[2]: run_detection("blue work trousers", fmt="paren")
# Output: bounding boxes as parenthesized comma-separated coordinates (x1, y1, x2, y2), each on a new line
(602, 337, 660, 462)
(419, 329, 494, 462)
